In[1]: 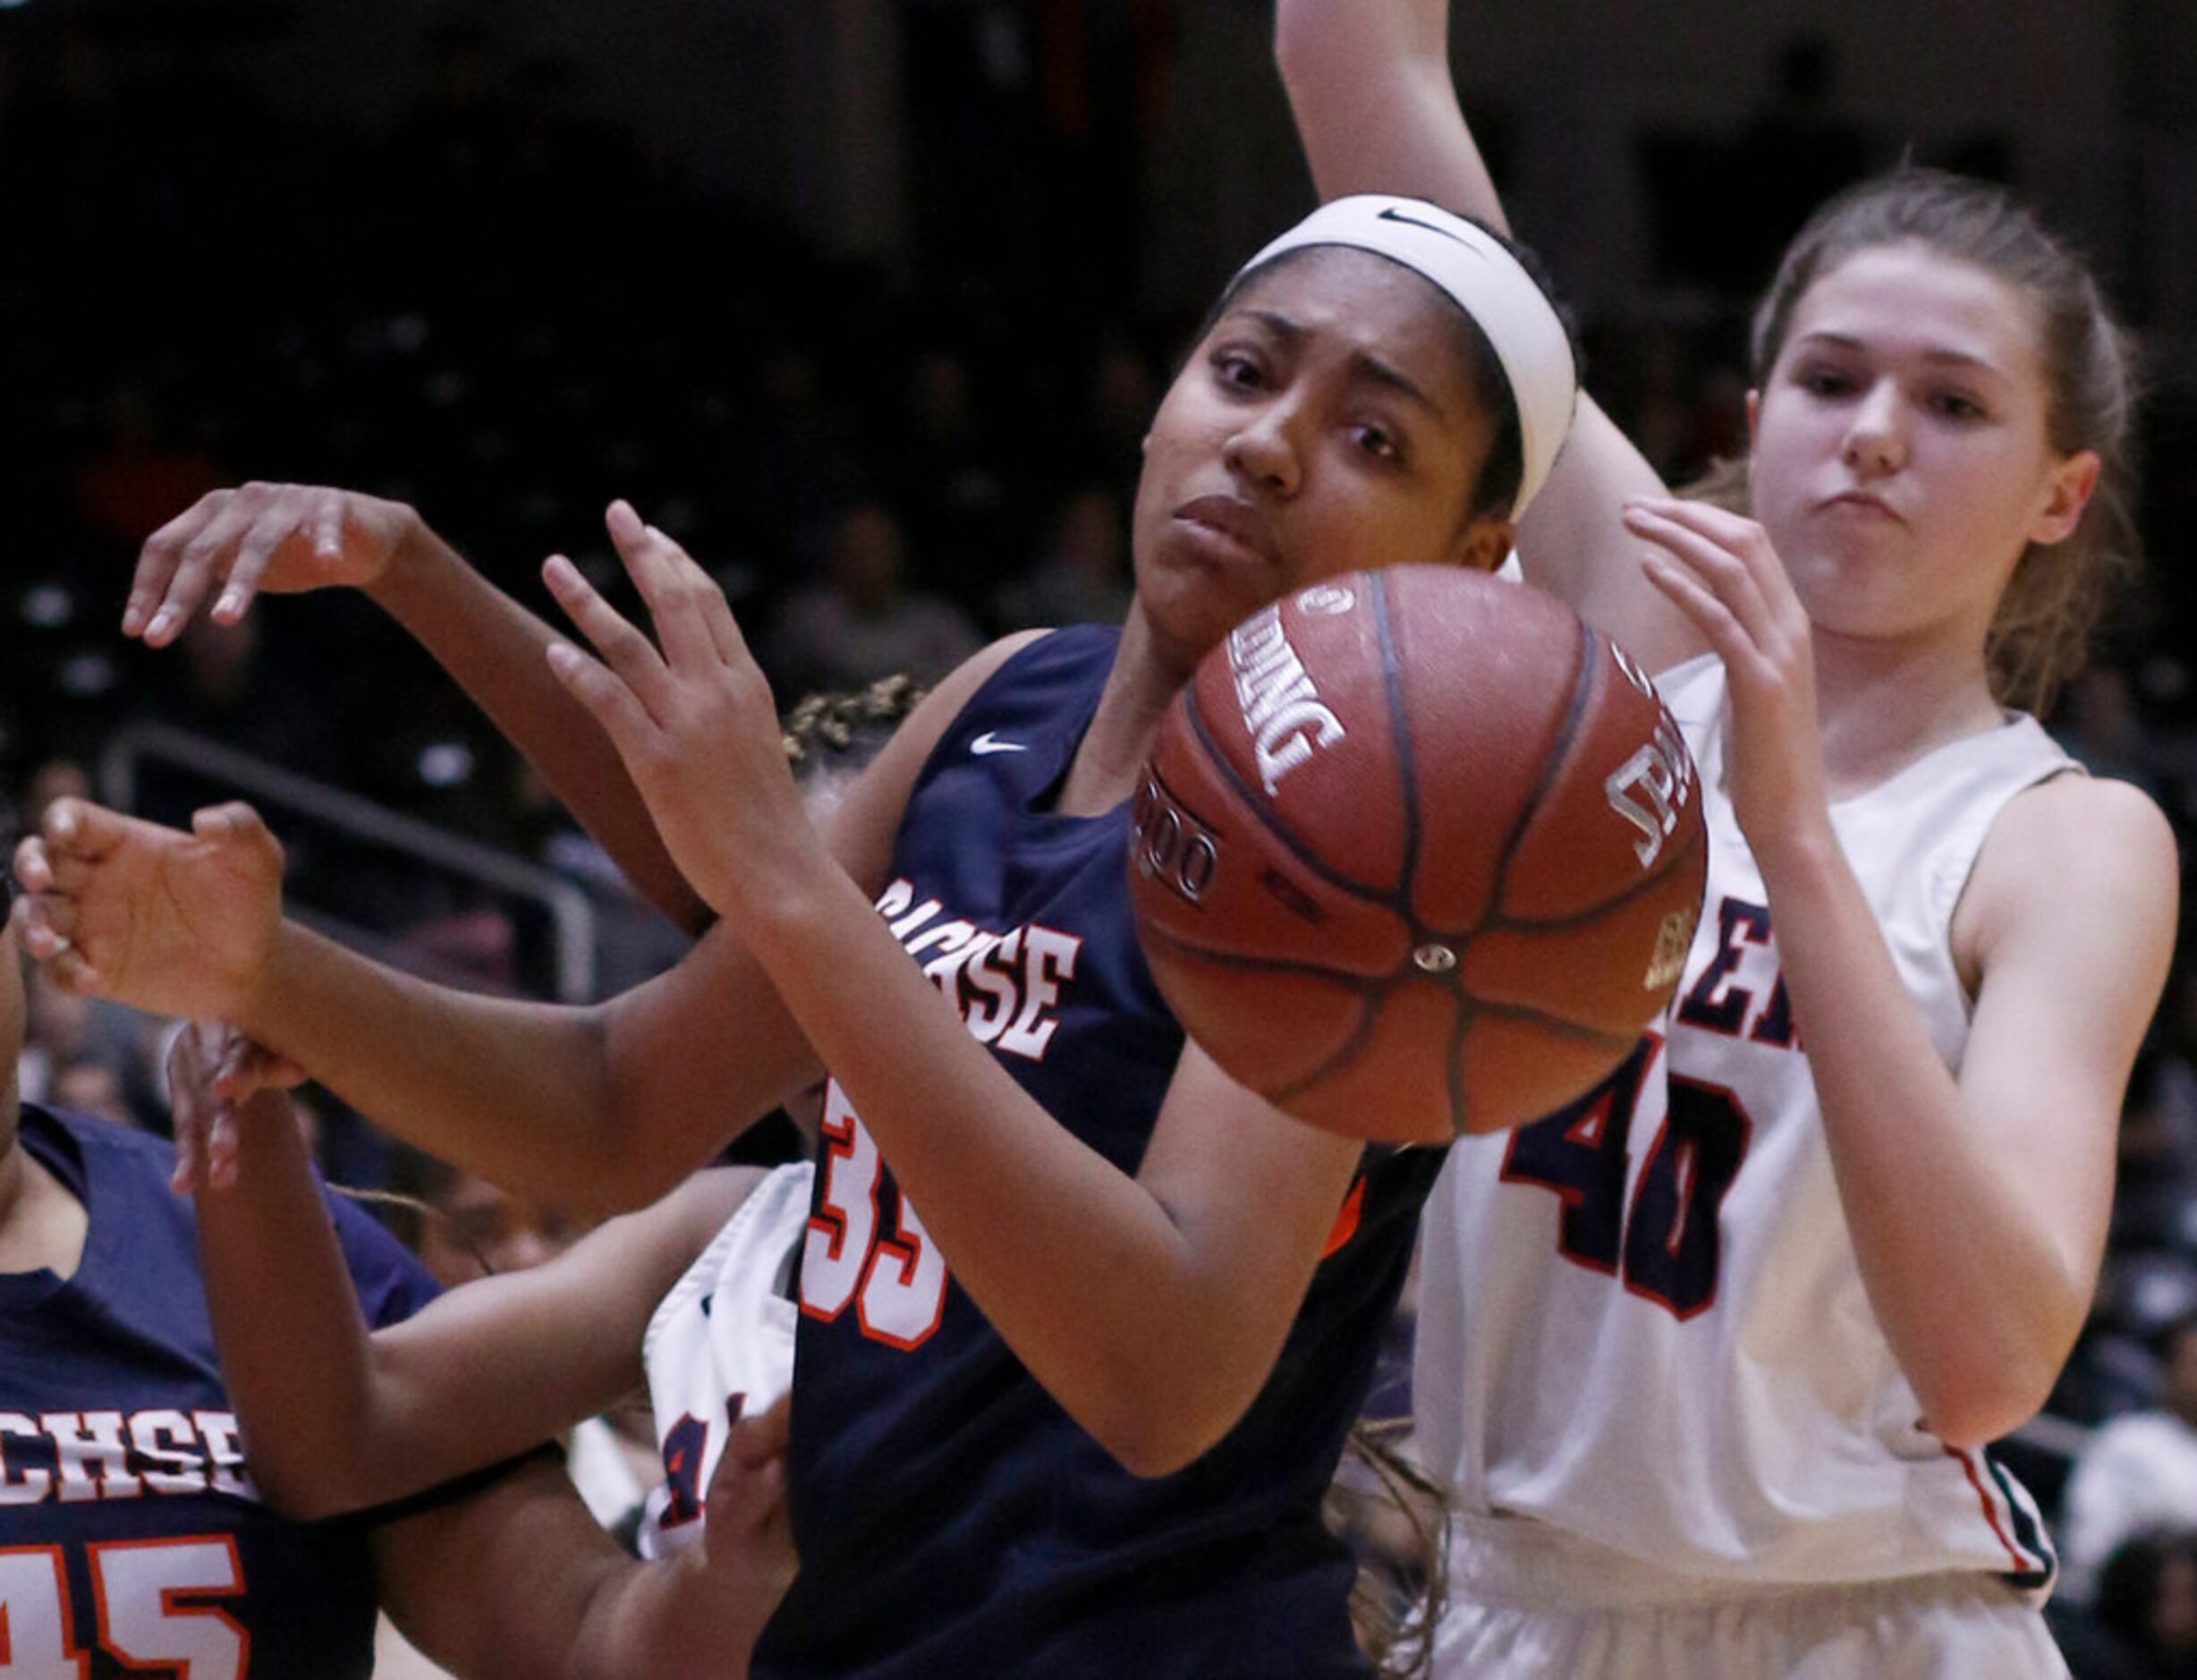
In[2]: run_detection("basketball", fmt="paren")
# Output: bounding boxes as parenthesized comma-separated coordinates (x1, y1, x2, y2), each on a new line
(1128, 566, 1706, 1143)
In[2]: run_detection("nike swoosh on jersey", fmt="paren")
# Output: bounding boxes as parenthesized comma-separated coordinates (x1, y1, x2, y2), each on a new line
(970, 732, 1029, 755)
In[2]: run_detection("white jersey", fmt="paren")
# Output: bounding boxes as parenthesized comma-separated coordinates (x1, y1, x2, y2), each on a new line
(635, 1161, 810, 1559)
(1415, 653, 2074, 1592)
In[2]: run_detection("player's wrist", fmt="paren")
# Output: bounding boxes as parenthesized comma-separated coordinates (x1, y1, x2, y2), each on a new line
(365, 505, 448, 613)
(230, 920, 311, 1054)
(716, 815, 851, 945)
(1747, 815, 1845, 899)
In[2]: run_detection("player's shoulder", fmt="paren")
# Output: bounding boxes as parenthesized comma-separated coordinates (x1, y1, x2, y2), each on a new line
(1981, 772, 2176, 900)
(322, 1183, 444, 1325)
(840, 631, 1054, 771)
(31, 1103, 187, 1211)
(920, 628, 1086, 728)
(38, 1102, 172, 1168)
(1960, 770, 2177, 969)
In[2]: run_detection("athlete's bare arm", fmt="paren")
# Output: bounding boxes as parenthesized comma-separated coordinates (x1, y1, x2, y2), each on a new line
(372, 1404, 795, 1679)
(1844, 774, 2175, 1442)
(1274, 0, 1700, 672)
(128, 485, 713, 930)
(542, 520, 1370, 1476)
(1641, 496, 2179, 1445)
(14, 632, 1031, 1210)
(171, 1024, 759, 1516)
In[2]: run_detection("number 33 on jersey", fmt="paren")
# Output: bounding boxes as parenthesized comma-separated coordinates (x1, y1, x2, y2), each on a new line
(801, 1081, 949, 1349)
(796, 878, 1086, 1350)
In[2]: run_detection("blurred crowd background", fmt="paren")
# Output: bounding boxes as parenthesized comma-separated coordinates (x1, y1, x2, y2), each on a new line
(4, 2, 2196, 1672)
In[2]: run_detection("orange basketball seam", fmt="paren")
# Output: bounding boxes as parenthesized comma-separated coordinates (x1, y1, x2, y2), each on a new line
(1269, 992, 1389, 1107)
(1447, 1007, 1475, 1133)
(1142, 762, 1232, 849)
(1475, 616, 1599, 931)
(1181, 682, 1404, 911)
(1483, 818, 1708, 935)
(1370, 569, 1424, 903)
(1464, 999, 1639, 1051)
(1136, 919, 1408, 985)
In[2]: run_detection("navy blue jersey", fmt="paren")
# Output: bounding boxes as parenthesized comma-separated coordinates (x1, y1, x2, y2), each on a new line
(759, 626, 1446, 1678)
(0, 1105, 439, 1678)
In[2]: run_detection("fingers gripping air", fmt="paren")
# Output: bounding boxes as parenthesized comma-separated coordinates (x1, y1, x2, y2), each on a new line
(13, 799, 284, 1023)
(127, 482, 413, 644)
(1627, 496, 1830, 847)
(164, 1020, 308, 1195)
(539, 502, 804, 921)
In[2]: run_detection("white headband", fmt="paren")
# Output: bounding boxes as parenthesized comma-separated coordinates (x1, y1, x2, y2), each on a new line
(1236, 195, 1577, 516)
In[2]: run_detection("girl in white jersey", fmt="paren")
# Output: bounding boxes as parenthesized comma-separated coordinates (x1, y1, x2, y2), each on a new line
(1276, 3, 2178, 1676)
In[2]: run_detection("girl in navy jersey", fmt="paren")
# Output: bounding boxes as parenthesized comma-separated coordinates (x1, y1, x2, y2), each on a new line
(1274, 2, 2177, 1675)
(19, 192, 1577, 1675)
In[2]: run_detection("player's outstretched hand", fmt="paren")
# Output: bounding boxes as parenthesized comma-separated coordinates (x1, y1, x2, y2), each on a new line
(13, 798, 286, 1024)
(1626, 496, 1832, 855)
(540, 501, 810, 920)
(126, 483, 421, 647)
(164, 1020, 309, 1194)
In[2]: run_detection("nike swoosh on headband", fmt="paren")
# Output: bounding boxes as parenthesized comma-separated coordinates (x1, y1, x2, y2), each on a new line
(1237, 195, 1578, 516)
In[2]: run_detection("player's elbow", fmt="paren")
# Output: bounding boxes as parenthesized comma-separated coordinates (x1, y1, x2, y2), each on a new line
(1099, 1415, 1217, 1481)
(251, 1455, 371, 1523)
(1927, 1397, 2041, 1453)
(1909, 1279, 2087, 1449)
(1084, 1375, 1253, 1480)
(1918, 1356, 2062, 1450)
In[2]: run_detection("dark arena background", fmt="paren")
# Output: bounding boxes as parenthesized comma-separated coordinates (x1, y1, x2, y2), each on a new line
(4, 2, 2196, 1673)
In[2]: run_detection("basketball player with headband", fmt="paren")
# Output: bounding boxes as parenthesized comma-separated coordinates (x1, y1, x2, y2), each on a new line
(1276, 1, 2177, 1674)
(23, 195, 1578, 1675)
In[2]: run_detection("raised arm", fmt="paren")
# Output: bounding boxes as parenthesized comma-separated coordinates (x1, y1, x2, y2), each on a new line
(1637, 497, 2180, 1445)
(16, 631, 1026, 1209)
(19, 802, 793, 1207)
(1274, 0, 1701, 671)
(540, 523, 1370, 1476)
(171, 1022, 757, 1516)
(129, 485, 712, 930)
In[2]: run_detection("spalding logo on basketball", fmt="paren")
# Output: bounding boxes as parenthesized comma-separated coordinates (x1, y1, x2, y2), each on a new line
(1128, 565, 1706, 1143)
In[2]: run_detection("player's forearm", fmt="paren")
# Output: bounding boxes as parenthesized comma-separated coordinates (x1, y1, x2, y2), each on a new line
(1755, 836, 2085, 1445)
(237, 922, 645, 1209)
(737, 856, 1312, 1475)
(1275, 1, 1694, 670)
(376, 1455, 752, 1680)
(192, 1096, 389, 1518)
(362, 1177, 742, 1500)
(1275, 0, 1507, 226)
(369, 516, 714, 933)
(566, 1547, 777, 1680)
